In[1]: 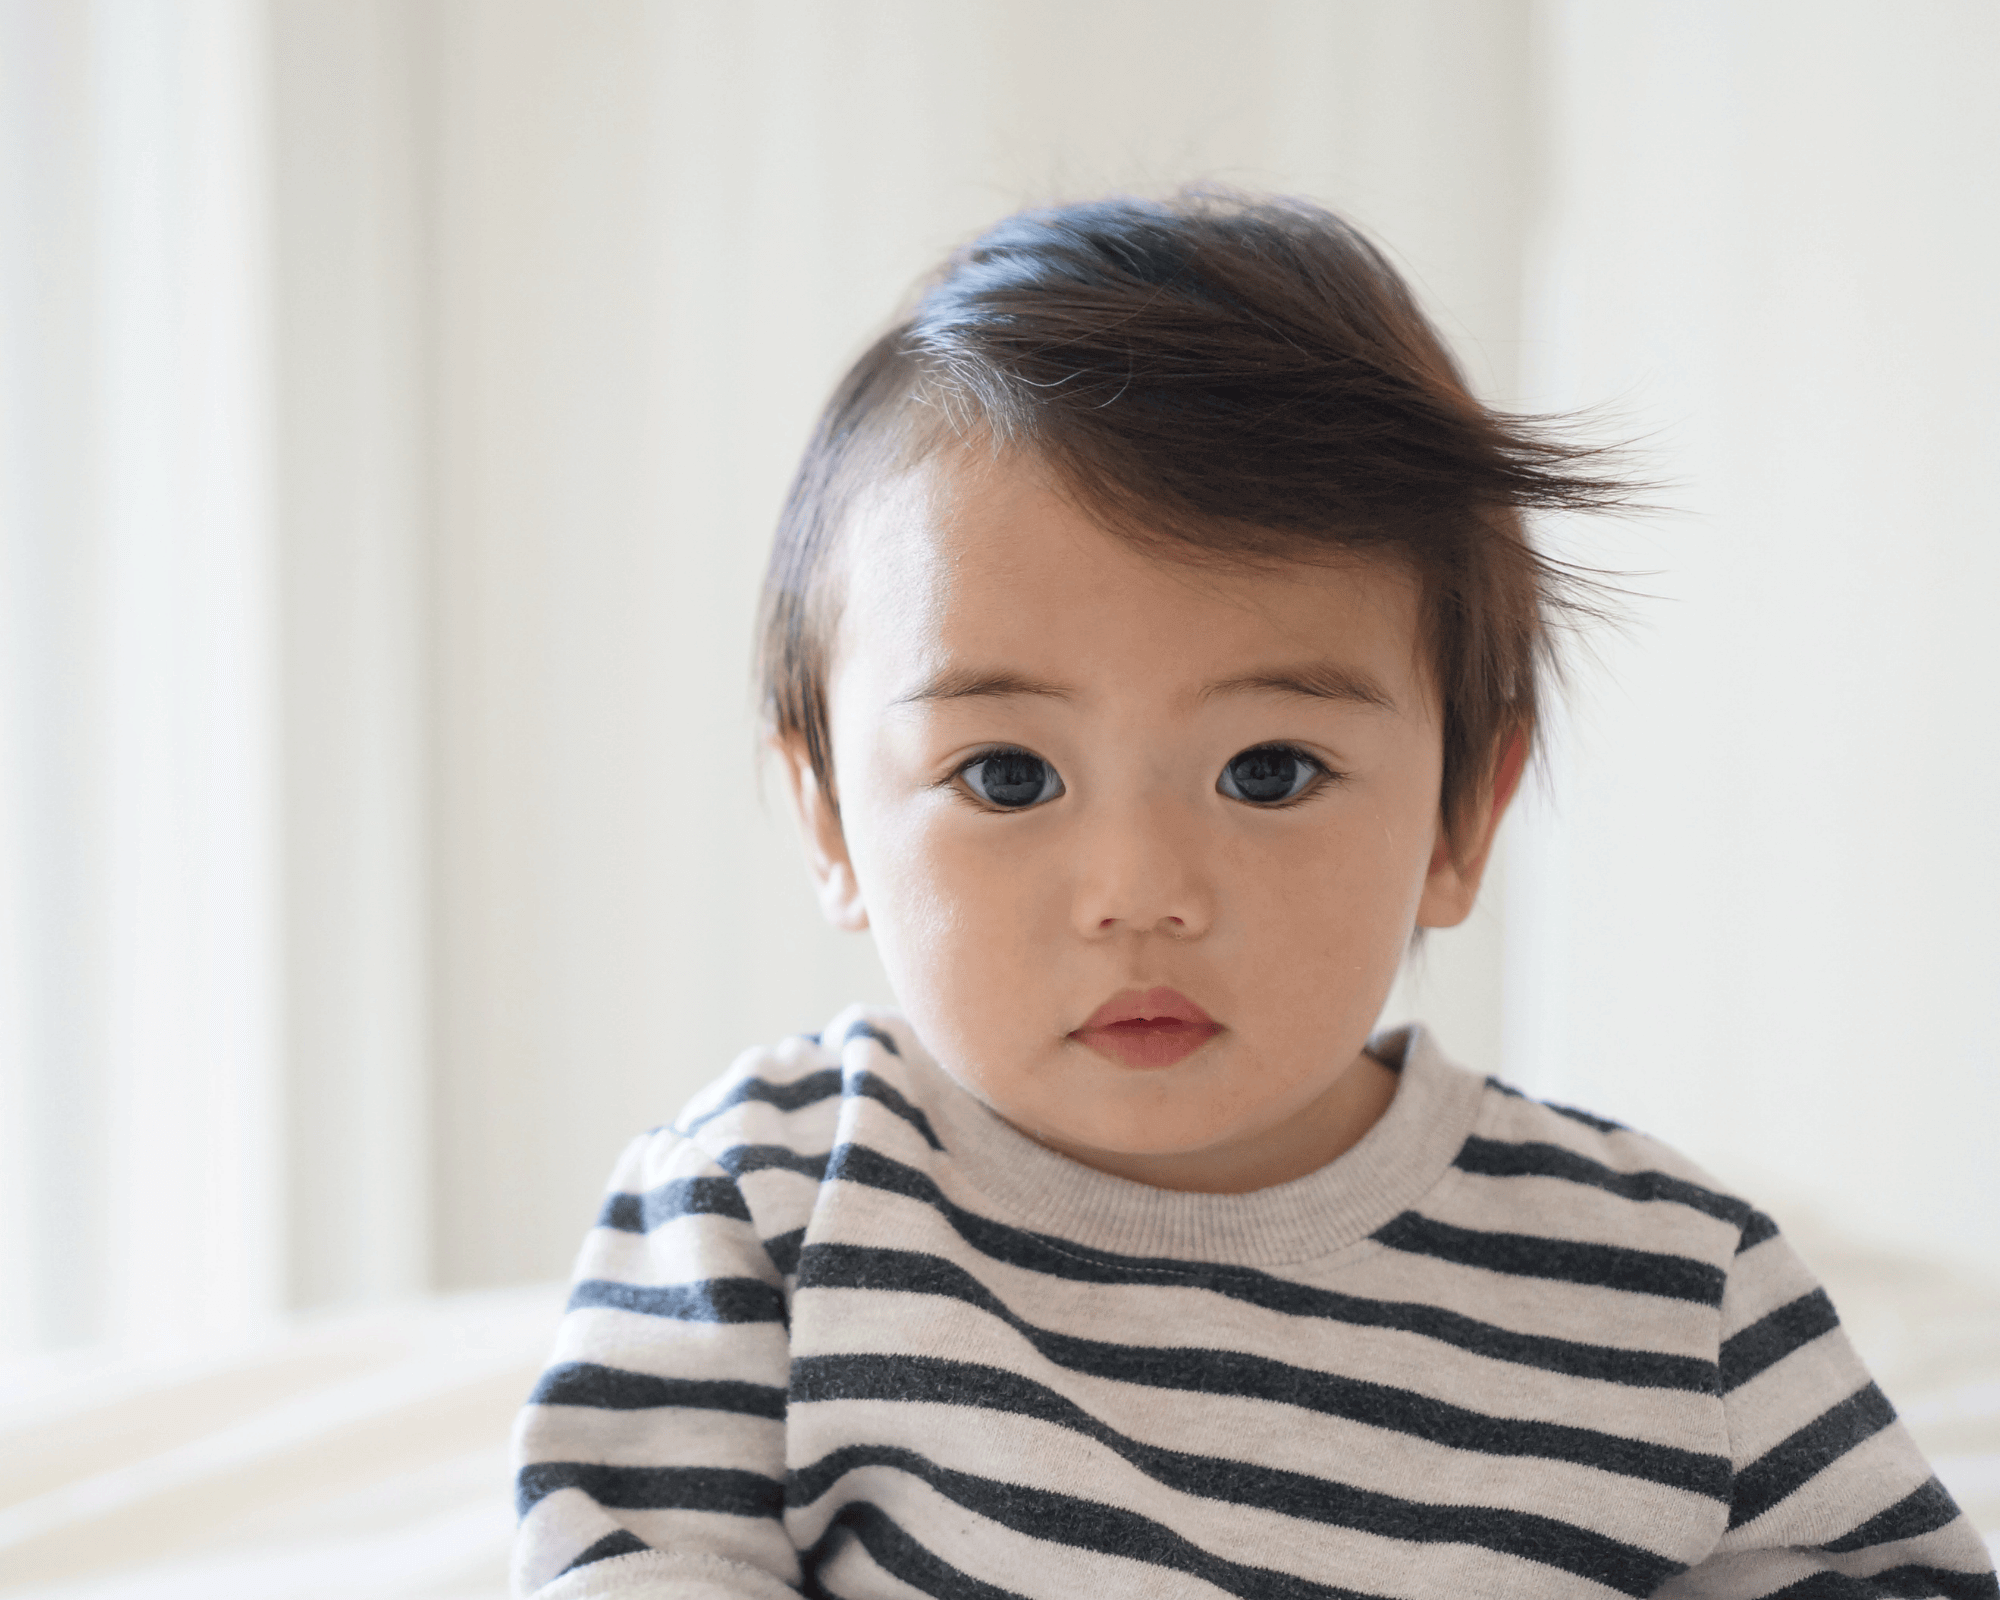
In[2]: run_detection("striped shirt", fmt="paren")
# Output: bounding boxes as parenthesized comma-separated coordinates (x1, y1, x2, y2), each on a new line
(510, 1008, 1996, 1599)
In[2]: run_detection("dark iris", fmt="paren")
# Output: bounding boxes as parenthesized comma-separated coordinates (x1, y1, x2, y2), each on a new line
(963, 749, 1061, 808)
(1221, 745, 1314, 804)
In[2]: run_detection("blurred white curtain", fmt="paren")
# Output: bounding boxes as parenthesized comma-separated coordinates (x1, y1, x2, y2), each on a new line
(267, 0, 434, 1320)
(0, 0, 281, 1355)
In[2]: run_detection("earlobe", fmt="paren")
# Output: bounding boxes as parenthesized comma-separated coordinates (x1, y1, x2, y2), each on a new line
(775, 738, 869, 933)
(1415, 843, 1479, 930)
(815, 860, 870, 933)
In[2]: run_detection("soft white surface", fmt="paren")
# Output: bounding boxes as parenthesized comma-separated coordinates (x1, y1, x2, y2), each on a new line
(1, 1234, 1994, 1597)
(0, 1284, 564, 1598)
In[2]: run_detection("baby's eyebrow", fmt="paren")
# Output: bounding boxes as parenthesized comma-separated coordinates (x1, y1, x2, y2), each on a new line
(892, 667, 1076, 706)
(1202, 663, 1398, 712)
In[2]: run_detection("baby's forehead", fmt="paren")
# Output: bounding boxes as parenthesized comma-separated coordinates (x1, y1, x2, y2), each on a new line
(832, 453, 1431, 707)
(845, 448, 1408, 604)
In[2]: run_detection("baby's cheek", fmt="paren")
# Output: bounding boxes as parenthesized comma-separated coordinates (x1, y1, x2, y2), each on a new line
(1241, 844, 1410, 1020)
(864, 823, 1026, 1038)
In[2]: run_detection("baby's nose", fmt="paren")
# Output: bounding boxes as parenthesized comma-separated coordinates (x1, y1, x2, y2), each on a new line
(1070, 802, 1214, 939)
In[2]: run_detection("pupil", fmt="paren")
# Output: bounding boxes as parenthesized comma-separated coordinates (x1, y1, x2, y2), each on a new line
(980, 752, 1048, 806)
(1231, 748, 1300, 802)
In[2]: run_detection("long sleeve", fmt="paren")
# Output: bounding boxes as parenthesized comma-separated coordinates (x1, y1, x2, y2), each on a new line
(1656, 1213, 1996, 1598)
(510, 1128, 803, 1600)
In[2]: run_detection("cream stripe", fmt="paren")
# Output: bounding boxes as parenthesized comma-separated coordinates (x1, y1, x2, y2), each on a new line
(789, 1435, 1662, 1600)
(785, 1310, 1727, 1549)
(789, 1264, 1719, 1447)
(520, 1406, 781, 1470)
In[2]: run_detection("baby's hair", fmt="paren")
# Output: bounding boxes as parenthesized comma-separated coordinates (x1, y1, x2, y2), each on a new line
(758, 189, 1630, 855)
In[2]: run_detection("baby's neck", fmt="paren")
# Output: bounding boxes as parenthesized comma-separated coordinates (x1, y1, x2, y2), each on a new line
(1025, 1045, 1400, 1195)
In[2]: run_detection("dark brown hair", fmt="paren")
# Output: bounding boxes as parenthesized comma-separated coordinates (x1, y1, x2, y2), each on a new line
(758, 190, 1626, 853)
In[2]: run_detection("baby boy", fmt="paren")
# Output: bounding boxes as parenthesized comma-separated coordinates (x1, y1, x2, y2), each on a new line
(511, 193, 1995, 1599)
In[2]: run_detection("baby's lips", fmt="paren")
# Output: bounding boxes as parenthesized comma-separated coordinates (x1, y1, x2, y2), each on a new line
(1075, 985, 1217, 1032)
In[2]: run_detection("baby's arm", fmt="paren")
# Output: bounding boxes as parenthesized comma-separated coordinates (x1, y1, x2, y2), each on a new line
(510, 1129, 803, 1599)
(1657, 1215, 1995, 1598)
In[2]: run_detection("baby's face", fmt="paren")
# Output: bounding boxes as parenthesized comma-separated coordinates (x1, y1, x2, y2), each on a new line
(788, 453, 1500, 1192)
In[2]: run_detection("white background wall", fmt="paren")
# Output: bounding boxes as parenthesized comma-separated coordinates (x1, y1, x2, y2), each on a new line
(1505, 0, 2000, 1270)
(1, 0, 1993, 1356)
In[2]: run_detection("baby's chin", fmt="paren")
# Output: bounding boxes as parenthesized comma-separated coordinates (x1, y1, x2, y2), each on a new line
(984, 1081, 1275, 1173)
(950, 1031, 1396, 1192)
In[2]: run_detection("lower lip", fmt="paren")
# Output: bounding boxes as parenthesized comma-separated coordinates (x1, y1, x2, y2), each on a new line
(1073, 1019, 1223, 1070)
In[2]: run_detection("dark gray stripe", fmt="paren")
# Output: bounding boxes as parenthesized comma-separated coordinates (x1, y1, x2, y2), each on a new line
(567, 1275, 786, 1324)
(671, 1030, 944, 1154)
(670, 1045, 938, 1153)
(1545, 1101, 1628, 1134)
(1819, 1475, 1964, 1554)
(840, 1018, 902, 1057)
(850, 1070, 945, 1150)
(720, 1143, 832, 1182)
(809, 1501, 1036, 1600)
(814, 1146, 1717, 1390)
(791, 1257, 1729, 1498)
(1374, 1212, 1726, 1305)
(598, 1175, 749, 1233)
(1728, 1383, 1898, 1530)
(1764, 1565, 1999, 1600)
(789, 1439, 1680, 1599)
(1720, 1290, 1839, 1394)
(529, 1359, 786, 1419)
(796, 1352, 1703, 1583)
(517, 1461, 783, 1518)
(766, 1225, 805, 1278)
(1484, 1078, 1628, 1133)
(678, 1068, 844, 1136)
(560, 1528, 649, 1573)
(1455, 1136, 1749, 1227)
(1737, 1209, 1781, 1252)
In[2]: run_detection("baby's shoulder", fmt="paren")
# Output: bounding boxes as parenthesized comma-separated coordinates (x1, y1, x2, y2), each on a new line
(1456, 1075, 1770, 1270)
(629, 1005, 934, 1183)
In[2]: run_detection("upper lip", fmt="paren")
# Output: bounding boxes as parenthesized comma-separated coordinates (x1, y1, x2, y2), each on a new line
(1075, 986, 1218, 1031)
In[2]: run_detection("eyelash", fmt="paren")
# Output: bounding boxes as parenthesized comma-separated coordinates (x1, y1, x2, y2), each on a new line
(948, 742, 1341, 811)
(950, 747, 1064, 812)
(1218, 743, 1335, 808)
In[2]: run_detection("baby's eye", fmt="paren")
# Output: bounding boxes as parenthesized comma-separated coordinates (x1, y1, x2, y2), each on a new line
(1217, 744, 1323, 805)
(959, 748, 1065, 810)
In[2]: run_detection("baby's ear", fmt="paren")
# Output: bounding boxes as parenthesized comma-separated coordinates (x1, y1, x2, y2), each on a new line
(1415, 727, 1527, 929)
(774, 736, 869, 933)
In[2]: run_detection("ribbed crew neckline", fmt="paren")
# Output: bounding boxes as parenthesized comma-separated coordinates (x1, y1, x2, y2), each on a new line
(899, 1023, 1486, 1269)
